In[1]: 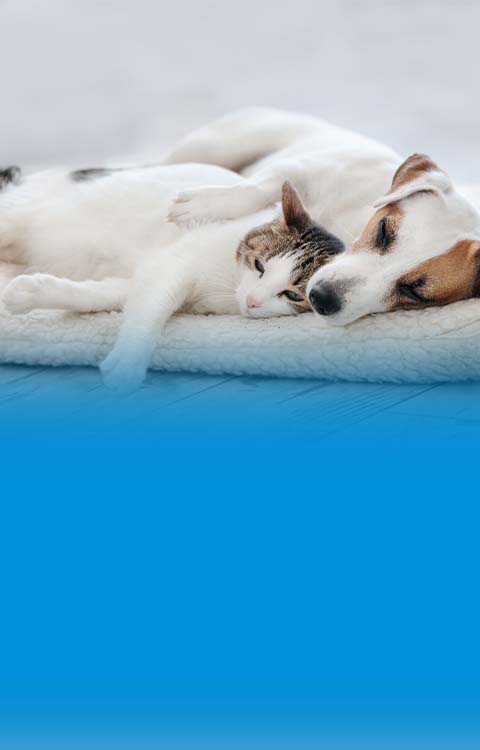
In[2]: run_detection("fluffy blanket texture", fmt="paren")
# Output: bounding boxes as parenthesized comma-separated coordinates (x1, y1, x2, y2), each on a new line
(2, 185, 480, 384)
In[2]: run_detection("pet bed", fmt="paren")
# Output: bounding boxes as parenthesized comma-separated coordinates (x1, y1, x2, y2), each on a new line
(2, 184, 480, 384)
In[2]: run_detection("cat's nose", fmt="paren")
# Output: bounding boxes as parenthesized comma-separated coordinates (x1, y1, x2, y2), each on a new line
(246, 294, 261, 309)
(308, 281, 342, 316)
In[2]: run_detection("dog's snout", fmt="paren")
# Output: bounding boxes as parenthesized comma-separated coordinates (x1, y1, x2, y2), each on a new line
(308, 282, 342, 316)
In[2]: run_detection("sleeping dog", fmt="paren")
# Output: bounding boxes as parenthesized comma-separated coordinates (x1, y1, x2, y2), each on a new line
(165, 107, 480, 325)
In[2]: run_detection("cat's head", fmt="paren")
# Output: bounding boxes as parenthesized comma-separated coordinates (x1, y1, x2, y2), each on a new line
(236, 181, 345, 318)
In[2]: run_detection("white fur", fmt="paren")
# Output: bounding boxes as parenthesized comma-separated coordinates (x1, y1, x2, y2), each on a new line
(308, 170, 480, 325)
(5, 106, 479, 390)
(236, 254, 294, 318)
(164, 107, 480, 326)
(0, 162, 297, 391)
(3, 259, 480, 385)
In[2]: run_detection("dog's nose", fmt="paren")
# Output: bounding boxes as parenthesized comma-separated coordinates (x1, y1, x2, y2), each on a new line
(309, 282, 342, 316)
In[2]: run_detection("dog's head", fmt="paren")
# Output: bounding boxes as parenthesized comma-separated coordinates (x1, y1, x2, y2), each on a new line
(306, 154, 480, 325)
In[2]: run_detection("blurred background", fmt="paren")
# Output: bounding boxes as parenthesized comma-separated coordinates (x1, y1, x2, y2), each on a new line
(2, 0, 479, 181)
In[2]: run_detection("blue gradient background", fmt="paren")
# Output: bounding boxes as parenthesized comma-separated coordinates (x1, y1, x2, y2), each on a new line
(0, 392, 479, 750)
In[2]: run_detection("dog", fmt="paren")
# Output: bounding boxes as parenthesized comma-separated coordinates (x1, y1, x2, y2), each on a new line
(165, 107, 480, 325)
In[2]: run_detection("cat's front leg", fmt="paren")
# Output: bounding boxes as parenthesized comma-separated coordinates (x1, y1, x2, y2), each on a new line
(166, 159, 303, 226)
(100, 255, 188, 393)
(167, 183, 268, 225)
(100, 343, 152, 395)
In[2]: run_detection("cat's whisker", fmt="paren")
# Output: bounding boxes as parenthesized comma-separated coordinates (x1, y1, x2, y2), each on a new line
(209, 277, 238, 292)
(209, 273, 235, 285)
(209, 292, 236, 302)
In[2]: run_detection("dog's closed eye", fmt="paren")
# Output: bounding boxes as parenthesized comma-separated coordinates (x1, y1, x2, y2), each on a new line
(397, 278, 429, 303)
(375, 217, 394, 251)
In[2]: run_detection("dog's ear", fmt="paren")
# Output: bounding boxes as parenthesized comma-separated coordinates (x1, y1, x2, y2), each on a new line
(469, 240, 480, 297)
(0, 166, 21, 189)
(374, 154, 451, 209)
(281, 180, 313, 233)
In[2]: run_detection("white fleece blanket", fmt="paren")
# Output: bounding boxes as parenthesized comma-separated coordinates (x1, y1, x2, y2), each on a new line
(2, 184, 480, 384)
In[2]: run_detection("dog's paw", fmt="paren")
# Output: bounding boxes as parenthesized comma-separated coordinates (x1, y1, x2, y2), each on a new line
(166, 184, 260, 226)
(3, 274, 58, 314)
(100, 348, 148, 395)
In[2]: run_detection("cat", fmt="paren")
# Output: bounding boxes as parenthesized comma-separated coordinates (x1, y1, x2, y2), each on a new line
(0, 163, 343, 392)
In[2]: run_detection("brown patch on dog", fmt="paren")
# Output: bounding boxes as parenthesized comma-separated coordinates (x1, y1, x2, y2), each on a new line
(388, 239, 480, 311)
(390, 153, 439, 192)
(352, 203, 404, 254)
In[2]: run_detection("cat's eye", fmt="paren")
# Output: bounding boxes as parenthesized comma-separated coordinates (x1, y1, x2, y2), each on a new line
(254, 259, 265, 276)
(283, 289, 304, 302)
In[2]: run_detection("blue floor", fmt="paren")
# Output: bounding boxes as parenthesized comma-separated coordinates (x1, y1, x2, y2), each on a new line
(1, 365, 479, 750)
(2, 363, 480, 439)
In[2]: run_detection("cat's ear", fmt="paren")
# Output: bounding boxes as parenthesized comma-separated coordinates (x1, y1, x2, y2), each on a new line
(281, 181, 312, 233)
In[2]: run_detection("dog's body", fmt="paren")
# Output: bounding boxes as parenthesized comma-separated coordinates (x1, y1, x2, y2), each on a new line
(165, 108, 480, 325)
(166, 107, 401, 245)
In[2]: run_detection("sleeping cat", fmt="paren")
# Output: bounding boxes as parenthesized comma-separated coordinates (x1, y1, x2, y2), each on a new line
(0, 164, 343, 391)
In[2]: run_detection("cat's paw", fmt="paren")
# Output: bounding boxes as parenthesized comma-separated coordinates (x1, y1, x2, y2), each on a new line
(100, 348, 148, 395)
(166, 187, 225, 225)
(166, 184, 260, 225)
(3, 274, 57, 314)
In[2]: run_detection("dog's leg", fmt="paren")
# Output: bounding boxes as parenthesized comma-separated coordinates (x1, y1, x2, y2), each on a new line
(3, 274, 131, 314)
(162, 107, 318, 171)
(168, 156, 307, 225)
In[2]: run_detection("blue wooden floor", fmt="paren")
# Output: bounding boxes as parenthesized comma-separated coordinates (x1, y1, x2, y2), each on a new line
(2, 362, 479, 750)
(1, 363, 479, 441)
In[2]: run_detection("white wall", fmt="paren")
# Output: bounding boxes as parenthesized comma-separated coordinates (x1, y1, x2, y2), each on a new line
(1, 0, 478, 180)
